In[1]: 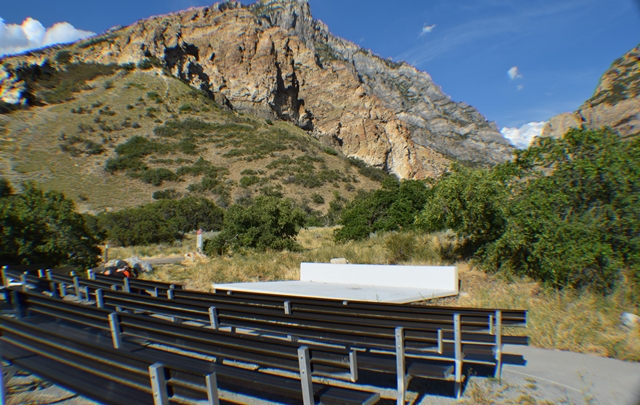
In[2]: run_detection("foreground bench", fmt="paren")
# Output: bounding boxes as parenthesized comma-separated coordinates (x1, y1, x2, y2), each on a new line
(2, 299, 381, 405)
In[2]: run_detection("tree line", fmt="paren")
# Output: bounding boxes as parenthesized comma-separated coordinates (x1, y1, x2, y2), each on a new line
(1, 127, 637, 300)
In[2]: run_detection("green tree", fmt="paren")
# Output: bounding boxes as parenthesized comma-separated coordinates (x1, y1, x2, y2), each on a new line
(0, 181, 102, 269)
(415, 163, 509, 256)
(98, 196, 223, 246)
(205, 196, 306, 255)
(334, 178, 430, 242)
(480, 128, 640, 294)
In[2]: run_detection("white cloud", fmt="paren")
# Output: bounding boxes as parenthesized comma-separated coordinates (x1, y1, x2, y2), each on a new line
(419, 23, 436, 37)
(508, 66, 523, 81)
(501, 121, 546, 149)
(0, 17, 94, 57)
(517, 84, 524, 91)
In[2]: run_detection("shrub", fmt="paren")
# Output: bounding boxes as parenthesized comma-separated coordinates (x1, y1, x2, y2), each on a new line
(384, 232, 416, 264)
(152, 189, 181, 200)
(98, 196, 223, 246)
(346, 157, 391, 182)
(239, 175, 263, 188)
(323, 147, 338, 156)
(204, 196, 306, 255)
(311, 193, 325, 205)
(140, 168, 178, 186)
(416, 163, 507, 256)
(479, 128, 640, 295)
(335, 178, 429, 242)
(0, 180, 102, 268)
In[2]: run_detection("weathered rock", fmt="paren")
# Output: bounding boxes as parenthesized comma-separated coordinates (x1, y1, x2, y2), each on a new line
(541, 44, 640, 140)
(0, 0, 513, 178)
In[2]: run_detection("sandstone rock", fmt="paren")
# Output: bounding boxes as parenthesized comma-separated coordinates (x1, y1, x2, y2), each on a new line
(540, 44, 640, 140)
(0, 0, 513, 179)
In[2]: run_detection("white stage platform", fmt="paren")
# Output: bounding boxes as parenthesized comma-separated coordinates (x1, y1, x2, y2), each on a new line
(213, 263, 459, 303)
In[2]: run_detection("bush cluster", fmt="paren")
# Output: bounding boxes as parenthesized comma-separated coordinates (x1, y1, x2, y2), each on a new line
(98, 196, 224, 246)
(416, 128, 640, 296)
(334, 178, 429, 242)
(0, 180, 102, 269)
(204, 196, 306, 255)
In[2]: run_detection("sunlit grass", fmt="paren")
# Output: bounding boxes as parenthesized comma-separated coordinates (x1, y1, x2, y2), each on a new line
(126, 227, 640, 362)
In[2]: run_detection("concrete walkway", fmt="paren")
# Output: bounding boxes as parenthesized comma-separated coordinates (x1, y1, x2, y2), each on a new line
(498, 344, 640, 405)
(413, 344, 640, 404)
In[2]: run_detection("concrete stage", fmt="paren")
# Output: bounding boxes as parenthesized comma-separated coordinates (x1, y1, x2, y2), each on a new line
(214, 263, 459, 303)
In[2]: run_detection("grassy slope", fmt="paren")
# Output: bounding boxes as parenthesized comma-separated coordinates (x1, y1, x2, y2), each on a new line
(0, 66, 382, 213)
(122, 228, 640, 363)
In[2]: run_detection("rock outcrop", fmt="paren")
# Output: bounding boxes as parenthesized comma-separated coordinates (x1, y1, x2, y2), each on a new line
(542, 45, 640, 140)
(0, 0, 513, 179)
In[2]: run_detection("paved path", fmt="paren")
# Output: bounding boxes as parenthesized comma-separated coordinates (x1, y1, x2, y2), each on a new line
(499, 344, 640, 405)
(414, 344, 640, 404)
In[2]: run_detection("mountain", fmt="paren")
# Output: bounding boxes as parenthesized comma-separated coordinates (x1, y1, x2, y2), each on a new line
(0, 0, 513, 212)
(542, 44, 640, 139)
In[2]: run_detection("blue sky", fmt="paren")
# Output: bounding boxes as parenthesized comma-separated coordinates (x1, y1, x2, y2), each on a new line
(1, 0, 639, 144)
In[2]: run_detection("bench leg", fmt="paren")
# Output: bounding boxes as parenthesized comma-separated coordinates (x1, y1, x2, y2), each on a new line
(494, 310, 503, 380)
(149, 363, 169, 405)
(298, 346, 314, 405)
(454, 314, 463, 399)
(395, 327, 406, 405)
(109, 313, 122, 350)
(205, 372, 220, 405)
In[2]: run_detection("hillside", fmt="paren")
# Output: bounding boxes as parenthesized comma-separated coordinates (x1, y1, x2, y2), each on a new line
(0, 65, 385, 212)
(0, 0, 513, 187)
(542, 44, 640, 139)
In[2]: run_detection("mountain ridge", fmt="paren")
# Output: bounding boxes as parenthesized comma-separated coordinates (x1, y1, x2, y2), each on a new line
(541, 44, 639, 140)
(0, 0, 513, 180)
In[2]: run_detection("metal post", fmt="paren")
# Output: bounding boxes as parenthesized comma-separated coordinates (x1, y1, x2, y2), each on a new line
(494, 310, 503, 379)
(11, 290, 23, 319)
(454, 314, 463, 399)
(153, 287, 159, 298)
(111, 284, 118, 291)
(46, 269, 52, 281)
(82, 286, 90, 302)
(208, 306, 219, 329)
(108, 313, 122, 349)
(395, 327, 406, 405)
(284, 300, 292, 315)
(73, 277, 81, 299)
(59, 282, 66, 298)
(123, 277, 131, 293)
(103, 244, 109, 264)
(96, 289, 105, 309)
(167, 289, 174, 300)
(1, 266, 7, 287)
(0, 357, 6, 405)
(148, 363, 169, 405)
(205, 372, 220, 405)
(87, 270, 94, 280)
(20, 274, 27, 292)
(437, 329, 443, 354)
(349, 350, 358, 382)
(297, 346, 313, 405)
(38, 269, 44, 278)
(489, 314, 495, 335)
(49, 281, 58, 298)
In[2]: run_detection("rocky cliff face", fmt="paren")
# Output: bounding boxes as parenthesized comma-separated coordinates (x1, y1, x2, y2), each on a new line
(0, 0, 512, 179)
(542, 45, 640, 140)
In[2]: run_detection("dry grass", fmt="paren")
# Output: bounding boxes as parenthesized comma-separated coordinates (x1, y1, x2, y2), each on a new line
(131, 227, 640, 362)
